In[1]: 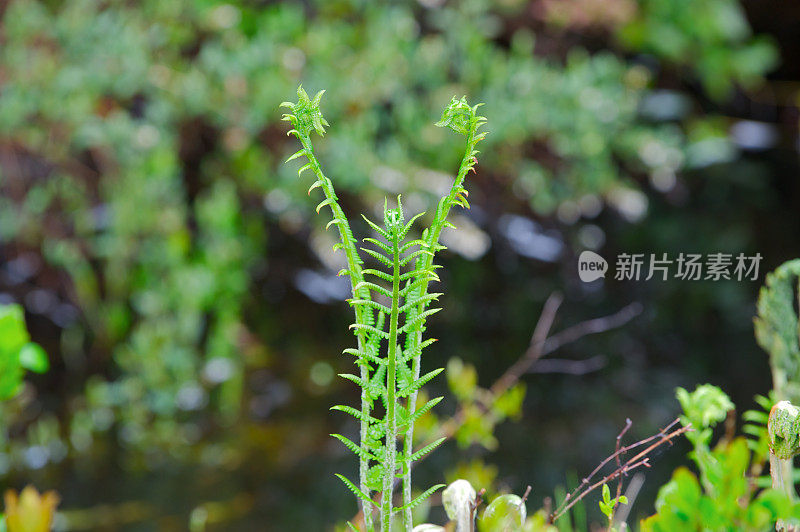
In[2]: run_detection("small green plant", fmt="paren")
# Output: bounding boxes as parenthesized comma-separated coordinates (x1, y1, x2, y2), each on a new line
(0, 304, 49, 401)
(642, 385, 800, 531)
(0, 304, 50, 530)
(598, 483, 627, 530)
(281, 86, 486, 531)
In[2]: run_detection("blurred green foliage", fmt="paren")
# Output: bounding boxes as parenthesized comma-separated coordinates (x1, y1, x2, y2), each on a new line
(0, 0, 715, 462)
(618, 0, 778, 98)
(0, 0, 784, 528)
(755, 260, 800, 404)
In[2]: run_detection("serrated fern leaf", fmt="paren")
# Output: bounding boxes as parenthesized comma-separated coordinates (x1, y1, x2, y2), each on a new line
(364, 237, 393, 255)
(362, 214, 392, 241)
(350, 323, 390, 339)
(400, 249, 434, 267)
(343, 348, 385, 367)
(399, 293, 442, 314)
(361, 247, 394, 268)
(399, 368, 444, 398)
(394, 484, 446, 512)
(353, 281, 393, 299)
(339, 373, 367, 387)
(399, 239, 426, 254)
(402, 338, 437, 362)
(348, 299, 392, 315)
(331, 405, 381, 425)
(401, 308, 442, 333)
(332, 433, 379, 461)
(407, 396, 444, 426)
(335, 474, 374, 504)
(363, 268, 394, 283)
(410, 437, 446, 462)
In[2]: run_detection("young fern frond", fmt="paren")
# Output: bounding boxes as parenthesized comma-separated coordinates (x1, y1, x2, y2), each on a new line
(282, 87, 487, 532)
(400, 95, 488, 527)
(283, 87, 378, 529)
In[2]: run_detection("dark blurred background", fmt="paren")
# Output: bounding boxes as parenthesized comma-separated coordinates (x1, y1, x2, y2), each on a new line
(1, 0, 799, 529)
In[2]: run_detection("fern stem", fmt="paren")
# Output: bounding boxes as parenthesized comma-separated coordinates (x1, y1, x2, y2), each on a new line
(298, 135, 376, 532)
(401, 122, 479, 527)
(382, 227, 402, 531)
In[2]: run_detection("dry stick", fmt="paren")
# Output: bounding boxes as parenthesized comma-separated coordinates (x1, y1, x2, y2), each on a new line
(541, 302, 644, 356)
(550, 421, 693, 523)
(437, 297, 643, 440)
(615, 418, 633, 502)
(554, 418, 681, 517)
(490, 292, 564, 397)
(469, 488, 486, 532)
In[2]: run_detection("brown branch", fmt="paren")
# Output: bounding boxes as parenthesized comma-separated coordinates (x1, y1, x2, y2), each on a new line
(550, 419, 693, 523)
(615, 418, 633, 501)
(436, 297, 643, 441)
(530, 355, 607, 375)
(490, 292, 564, 396)
(540, 301, 643, 357)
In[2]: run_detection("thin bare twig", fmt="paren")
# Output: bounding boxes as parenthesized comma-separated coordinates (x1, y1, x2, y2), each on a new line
(615, 418, 633, 501)
(469, 488, 486, 532)
(541, 302, 643, 356)
(490, 292, 564, 396)
(530, 355, 607, 375)
(550, 420, 693, 523)
(436, 296, 643, 441)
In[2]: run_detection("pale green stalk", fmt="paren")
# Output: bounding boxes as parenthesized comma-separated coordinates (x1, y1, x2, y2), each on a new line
(382, 222, 402, 530)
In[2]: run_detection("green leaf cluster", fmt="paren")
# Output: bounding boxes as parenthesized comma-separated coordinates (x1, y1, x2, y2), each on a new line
(643, 385, 800, 530)
(0, 304, 49, 401)
(444, 358, 526, 450)
(617, 0, 778, 98)
(598, 483, 628, 526)
(642, 441, 800, 531)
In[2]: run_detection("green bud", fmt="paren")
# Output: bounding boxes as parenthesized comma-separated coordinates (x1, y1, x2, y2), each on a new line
(443, 479, 476, 532)
(480, 493, 527, 531)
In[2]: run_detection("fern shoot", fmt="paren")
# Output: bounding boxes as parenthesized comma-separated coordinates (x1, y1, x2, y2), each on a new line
(281, 87, 487, 531)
